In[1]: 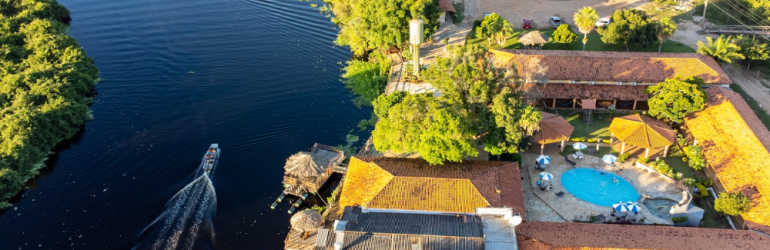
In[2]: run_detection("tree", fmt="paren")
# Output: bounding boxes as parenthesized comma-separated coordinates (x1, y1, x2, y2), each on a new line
(697, 35, 745, 63)
(735, 35, 770, 70)
(598, 9, 657, 51)
(715, 191, 753, 216)
(0, 0, 99, 209)
(549, 24, 576, 49)
(342, 58, 391, 107)
(320, 0, 441, 56)
(656, 18, 677, 52)
(476, 13, 514, 47)
(371, 45, 540, 163)
(645, 77, 707, 123)
(684, 145, 706, 170)
(485, 87, 541, 155)
(573, 6, 599, 51)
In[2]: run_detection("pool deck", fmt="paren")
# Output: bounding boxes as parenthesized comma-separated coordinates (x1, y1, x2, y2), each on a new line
(522, 151, 684, 225)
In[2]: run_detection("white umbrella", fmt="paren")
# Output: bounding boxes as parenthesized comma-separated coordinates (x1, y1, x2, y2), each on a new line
(536, 155, 551, 165)
(613, 201, 629, 212)
(573, 143, 587, 152)
(539, 172, 554, 180)
(625, 202, 641, 213)
(602, 154, 618, 164)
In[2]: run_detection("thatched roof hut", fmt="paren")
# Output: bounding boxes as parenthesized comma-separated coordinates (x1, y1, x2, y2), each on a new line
(290, 210, 323, 232)
(519, 31, 548, 47)
(284, 152, 326, 178)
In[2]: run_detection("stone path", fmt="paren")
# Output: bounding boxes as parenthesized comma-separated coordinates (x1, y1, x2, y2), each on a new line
(522, 166, 566, 222)
(418, 21, 473, 64)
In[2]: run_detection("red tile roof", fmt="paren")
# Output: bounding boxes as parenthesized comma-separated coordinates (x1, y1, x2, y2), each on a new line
(537, 84, 653, 101)
(516, 221, 769, 250)
(339, 157, 526, 217)
(491, 49, 732, 85)
(533, 112, 574, 144)
(684, 87, 770, 233)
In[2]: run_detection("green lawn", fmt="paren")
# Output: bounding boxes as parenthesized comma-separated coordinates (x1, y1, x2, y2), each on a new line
(466, 29, 695, 53)
(729, 84, 770, 131)
(664, 156, 695, 179)
(694, 196, 732, 228)
(554, 110, 631, 140)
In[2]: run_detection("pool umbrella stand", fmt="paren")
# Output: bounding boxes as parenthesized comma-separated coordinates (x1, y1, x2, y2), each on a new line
(602, 154, 617, 167)
(539, 172, 554, 181)
(613, 202, 629, 213)
(537, 154, 551, 165)
(573, 142, 587, 152)
(625, 202, 641, 213)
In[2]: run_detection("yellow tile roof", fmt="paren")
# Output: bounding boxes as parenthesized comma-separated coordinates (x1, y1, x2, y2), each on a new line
(338, 157, 523, 215)
(609, 114, 676, 148)
(684, 87, 770, 233)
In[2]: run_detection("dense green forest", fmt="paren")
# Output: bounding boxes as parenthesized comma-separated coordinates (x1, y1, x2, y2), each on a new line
(0, 0, 99, 209)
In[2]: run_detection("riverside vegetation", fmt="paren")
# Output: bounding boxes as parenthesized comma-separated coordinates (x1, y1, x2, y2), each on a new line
(0, 0, 99, 209)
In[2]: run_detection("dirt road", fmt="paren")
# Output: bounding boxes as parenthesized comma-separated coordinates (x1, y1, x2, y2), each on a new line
(722, 64, 770, 114)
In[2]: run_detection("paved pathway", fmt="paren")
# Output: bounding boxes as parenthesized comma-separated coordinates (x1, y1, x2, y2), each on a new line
(418, 21, 473, 64)
(522, 167, 566, 222)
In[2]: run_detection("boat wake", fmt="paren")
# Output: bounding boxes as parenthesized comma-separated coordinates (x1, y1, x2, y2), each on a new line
(133, 166, 218, 250)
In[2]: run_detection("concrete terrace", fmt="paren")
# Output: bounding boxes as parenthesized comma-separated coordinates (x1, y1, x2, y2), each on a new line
(521, 150, 684, 225)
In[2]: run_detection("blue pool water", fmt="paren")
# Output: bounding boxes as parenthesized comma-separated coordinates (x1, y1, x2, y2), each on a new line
(560, 168, 641, 207)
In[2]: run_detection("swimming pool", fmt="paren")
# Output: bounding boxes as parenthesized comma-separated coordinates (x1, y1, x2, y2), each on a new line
(560, 168, 640, 207)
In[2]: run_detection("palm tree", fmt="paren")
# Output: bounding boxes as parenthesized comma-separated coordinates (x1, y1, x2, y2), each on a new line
(656, 18, 677, 52)
(574, 7, 599, 51)
(697, 35, 745, 63)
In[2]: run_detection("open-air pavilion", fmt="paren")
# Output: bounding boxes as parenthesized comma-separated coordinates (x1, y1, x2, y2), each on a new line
(533, 112, 574, 154)
(609, 114, 676, 158)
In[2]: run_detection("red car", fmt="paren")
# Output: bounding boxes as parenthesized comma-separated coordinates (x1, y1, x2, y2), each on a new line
(523, 19, 532, 29)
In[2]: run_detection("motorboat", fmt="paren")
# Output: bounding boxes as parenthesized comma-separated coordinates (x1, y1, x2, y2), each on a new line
(202, 143, 220, 171)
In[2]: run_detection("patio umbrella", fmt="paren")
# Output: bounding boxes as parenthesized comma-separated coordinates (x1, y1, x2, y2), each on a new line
(624, 202, 641, 213)
(613, 202, 629, 212)
(536, 155, 551, 165)
(573, 142, 587, 152)
(539, 172, 554, 180)
(602, 154, 618, 164)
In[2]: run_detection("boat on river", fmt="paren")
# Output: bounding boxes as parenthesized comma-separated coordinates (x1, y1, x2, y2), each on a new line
(202, 143, 220, 171)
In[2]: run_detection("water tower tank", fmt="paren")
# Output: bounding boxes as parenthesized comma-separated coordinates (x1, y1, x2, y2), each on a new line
(409, 19, 424, 45)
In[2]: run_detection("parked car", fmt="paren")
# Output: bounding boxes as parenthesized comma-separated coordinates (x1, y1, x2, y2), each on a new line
(596, 18, 610, 27)
(549, 17, 561, 28)
(523, 19, 532, 29)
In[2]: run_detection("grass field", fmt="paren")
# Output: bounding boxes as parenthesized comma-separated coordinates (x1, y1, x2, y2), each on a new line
(466, 29, 695, 53)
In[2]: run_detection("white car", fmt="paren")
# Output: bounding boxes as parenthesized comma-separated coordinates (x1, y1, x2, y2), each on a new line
(549, 17, 561, 28)
(596, 18, 610, 27)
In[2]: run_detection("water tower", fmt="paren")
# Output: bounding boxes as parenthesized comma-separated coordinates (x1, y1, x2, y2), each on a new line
(409, 19, 424, 78)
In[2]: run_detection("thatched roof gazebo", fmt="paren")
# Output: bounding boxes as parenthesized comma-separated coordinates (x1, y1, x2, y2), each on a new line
(609, 114, 676, 157)
(533, 112, 574, 154)
(284, 152, 326, 179)
(290, 209, 323, 232)
(282, 143, 344, 196)
(519, 31, 548, 49)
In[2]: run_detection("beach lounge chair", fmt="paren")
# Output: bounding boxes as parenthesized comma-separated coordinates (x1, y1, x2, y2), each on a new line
(555, 191, 565, 197)
(563, 155, 576, 166)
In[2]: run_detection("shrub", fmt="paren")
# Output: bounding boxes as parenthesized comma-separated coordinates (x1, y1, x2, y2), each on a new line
(549, 24, 577, 49)
(695, 183, 709, 197)
(309, 205, 327, 214)
(682, 177, 696, 187)
(674, 172, 684, 180)
(602, 139, 612, 144)
(638, 157, 649, 164)
(586, 138, 598, 143)
(618, 153, 630, 162)
(685, 145, 707, 170)
(570, 137, 586, 142)
(696, 176, 714, 187)
(682, 157, 688, 162)
(511, 153, 523, 167)
(671, 216, 689, 223)
(715, 192, 753, 216)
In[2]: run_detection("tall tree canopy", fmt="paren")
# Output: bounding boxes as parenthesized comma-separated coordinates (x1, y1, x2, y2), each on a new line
(342, 55, 391, 107)
(0, 0, 99, 209)
(475, 13, 514, 47)
(549, 24, 577, 49)
(656, 18, 677, 52)
(735, 35, 769, 69)
(320, 0, 441, 56)
(697, 35, 745, 63)
(573, 6, 599, 51)
(598, 9, 657, 51)
(371, 45, 541, 164)
(645, 77, 707, 123)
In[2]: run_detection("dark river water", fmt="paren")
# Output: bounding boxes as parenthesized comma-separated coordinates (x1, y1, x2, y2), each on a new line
(0, 0, 368, 249)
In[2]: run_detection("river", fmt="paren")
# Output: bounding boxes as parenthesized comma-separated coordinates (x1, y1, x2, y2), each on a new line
(0, 0, 369, 249)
